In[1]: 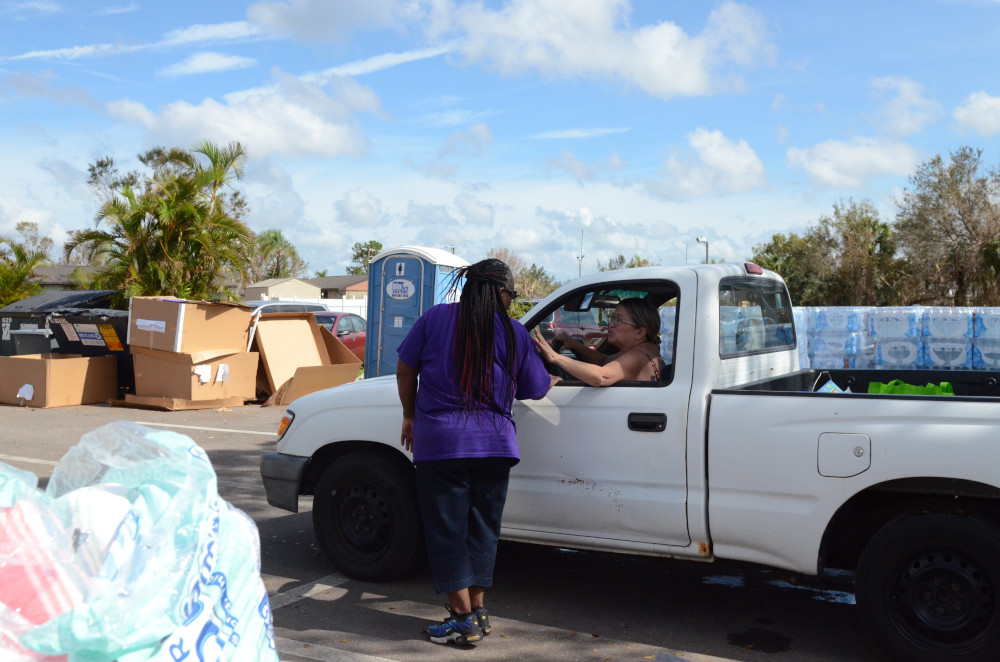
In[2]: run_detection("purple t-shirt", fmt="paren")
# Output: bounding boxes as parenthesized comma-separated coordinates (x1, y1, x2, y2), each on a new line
(397, 303, 551, 463)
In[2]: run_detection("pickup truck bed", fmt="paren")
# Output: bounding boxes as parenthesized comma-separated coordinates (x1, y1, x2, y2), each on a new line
(727, 367, 1000, 398)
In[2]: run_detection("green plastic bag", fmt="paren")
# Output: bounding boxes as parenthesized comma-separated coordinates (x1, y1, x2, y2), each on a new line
(867, 379, 954, 396)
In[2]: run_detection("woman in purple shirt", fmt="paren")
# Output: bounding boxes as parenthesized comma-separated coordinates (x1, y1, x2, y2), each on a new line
(396, 258, 554, 646)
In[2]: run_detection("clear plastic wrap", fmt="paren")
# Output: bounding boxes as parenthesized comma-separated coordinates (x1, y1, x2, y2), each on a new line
(1, 422, 277, 662)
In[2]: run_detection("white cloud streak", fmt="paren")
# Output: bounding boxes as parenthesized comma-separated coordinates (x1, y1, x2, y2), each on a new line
(531, 127, 629, 139)
(7, 21, 264, 61)
(159, 52, 257, 77)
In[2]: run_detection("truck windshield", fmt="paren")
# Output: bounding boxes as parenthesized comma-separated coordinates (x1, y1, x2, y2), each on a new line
(718, 278, 796, 357)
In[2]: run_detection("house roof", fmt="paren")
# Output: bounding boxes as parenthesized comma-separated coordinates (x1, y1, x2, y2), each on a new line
(245, 277, 316, 288)
(305, 275, 368, 290)
(29, 264, 98, 285)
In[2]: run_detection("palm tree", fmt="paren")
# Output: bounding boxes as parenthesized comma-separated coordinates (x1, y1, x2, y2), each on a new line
(0, 238, 49, 306)
(67, 140, 255, 303)
(249, 229, 308, 282)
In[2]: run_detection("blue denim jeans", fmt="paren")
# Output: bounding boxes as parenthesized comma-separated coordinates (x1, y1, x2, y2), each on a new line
(414, 458, 514, 594)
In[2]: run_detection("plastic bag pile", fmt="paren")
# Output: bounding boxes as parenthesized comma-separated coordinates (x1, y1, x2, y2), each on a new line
(0, 422, 278, 661)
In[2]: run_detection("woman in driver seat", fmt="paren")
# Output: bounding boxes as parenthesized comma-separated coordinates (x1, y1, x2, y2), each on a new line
(532, 297, 665, 385)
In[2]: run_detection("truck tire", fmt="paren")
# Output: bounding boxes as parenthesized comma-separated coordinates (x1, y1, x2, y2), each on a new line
(312, 452, 422, 581)
(856, 513, 1000, 662)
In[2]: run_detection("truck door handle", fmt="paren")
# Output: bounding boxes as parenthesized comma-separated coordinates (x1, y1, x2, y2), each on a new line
(628, 412, 667, 432)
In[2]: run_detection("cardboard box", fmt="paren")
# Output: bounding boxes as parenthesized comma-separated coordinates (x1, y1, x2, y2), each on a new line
(131, 347, 258, 401)
(0, 354, 117, 408)
(127, 297, 251, 354)
(253, 313, 362, 405)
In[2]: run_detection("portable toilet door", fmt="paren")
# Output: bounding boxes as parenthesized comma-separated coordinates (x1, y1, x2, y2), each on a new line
(365, 246, 469, 377)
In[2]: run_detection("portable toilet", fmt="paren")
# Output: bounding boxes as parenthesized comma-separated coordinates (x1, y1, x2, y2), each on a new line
(365, 246, 469, 377)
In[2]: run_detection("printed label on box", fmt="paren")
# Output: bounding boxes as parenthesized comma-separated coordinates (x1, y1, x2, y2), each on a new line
(60, 323, 79, 342)
(135, 318, 167, 333)
(99, 324, 124, 351)
(74, 324, 107, 347)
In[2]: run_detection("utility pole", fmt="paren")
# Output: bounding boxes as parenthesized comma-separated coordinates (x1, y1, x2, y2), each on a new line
(446, 244, 458, 254)
(696, 236, 709, 264)
(575, 229, 585, 277)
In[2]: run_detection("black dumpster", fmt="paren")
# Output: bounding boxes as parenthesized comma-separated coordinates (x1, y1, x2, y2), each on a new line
(47, 308, 134, 396)
(0, 290, 135, 396)
(0, 290, 117, 356)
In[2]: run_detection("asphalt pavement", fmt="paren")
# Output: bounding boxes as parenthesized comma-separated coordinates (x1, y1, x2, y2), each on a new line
(0, 403, 890, 661)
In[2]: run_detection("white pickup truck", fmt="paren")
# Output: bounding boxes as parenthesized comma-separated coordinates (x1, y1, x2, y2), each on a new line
(261, 263, 1000, 662)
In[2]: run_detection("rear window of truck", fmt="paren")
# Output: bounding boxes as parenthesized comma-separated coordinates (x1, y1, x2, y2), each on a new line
(718, 277, 796, 358)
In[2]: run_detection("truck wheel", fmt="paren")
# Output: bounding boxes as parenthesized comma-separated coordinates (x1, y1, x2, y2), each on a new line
(856, 513, 1000, 662)
(312, 452, 422, 581)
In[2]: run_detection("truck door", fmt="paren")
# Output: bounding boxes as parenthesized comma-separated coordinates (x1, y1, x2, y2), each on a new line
(507, 274, 694, 550)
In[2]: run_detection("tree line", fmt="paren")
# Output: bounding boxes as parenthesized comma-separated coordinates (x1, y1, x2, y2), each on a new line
(752, 146, 1000, 307)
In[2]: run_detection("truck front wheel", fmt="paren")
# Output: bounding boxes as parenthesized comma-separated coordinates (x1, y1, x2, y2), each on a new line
(856, 513, 1000, 662)
(312, 452, 422, 581)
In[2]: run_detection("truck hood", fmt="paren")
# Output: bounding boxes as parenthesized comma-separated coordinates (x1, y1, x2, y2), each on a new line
(277, 375, 404, 457)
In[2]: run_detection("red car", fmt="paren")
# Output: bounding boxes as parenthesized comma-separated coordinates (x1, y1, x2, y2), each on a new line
(312, 312, 366, 363)
(536, 307, 607, 349)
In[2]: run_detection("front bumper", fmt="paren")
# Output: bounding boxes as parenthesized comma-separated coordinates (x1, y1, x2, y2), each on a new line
(260, 452, 309, 513)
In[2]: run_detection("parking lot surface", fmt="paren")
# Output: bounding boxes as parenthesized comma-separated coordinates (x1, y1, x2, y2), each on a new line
(0, 403, 887, 661)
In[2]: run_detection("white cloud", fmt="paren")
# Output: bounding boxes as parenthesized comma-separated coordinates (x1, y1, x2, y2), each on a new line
(543, 148, 625, 184)
(449, 0, 775, 100)
(97, 4, 138, 16)
(160, 22, 264, 46)
(530, 127, 629, 139)
(786, 137, 920, 188)
(159, 52, 256, 77)
(953, 91, 1000, 136)
(1, 71, 100, 109)
(439, 122, 494, 158)
(243, 161, 306, 231)
(106, 70, 382, 159)
(3, 1, 60, 18)
(312, 44, 454, 78)
(648, 128, 765, 199)
(454, 191, 494, 225)
(7, 21, 263, 61)
(872, 76, 941, 136)
(334, 187, 385, 226)
(248, 0, 419, 42)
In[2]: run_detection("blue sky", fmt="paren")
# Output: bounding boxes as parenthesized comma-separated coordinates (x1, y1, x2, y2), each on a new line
(2, 1, 1000, 282)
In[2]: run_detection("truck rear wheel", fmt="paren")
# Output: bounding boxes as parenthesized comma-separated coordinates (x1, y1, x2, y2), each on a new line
(312, 452, 422, 581)
(856, 513, 1000, 662)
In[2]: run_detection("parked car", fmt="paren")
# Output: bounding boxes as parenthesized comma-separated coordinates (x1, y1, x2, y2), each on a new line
(244, 300, 329, 314)
(535, 306, 607, 348)
(311, 312, 366, 363)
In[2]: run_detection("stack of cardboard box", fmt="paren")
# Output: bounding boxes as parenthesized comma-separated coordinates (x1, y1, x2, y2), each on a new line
(124, 297, 258, 410)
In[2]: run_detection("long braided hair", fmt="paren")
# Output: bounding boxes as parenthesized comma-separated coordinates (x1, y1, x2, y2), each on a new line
(451, 258, 517, 417)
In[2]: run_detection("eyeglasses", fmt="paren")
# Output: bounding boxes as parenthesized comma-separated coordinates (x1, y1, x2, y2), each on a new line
(608, 314, 638, 328)
(503, 288, 519, 300)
